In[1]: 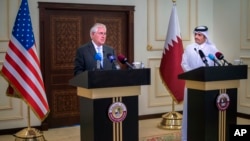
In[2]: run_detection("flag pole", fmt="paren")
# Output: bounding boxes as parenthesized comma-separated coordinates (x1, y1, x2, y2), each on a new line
(158, 0, 184, 130)
(158, 99, 182, 130)
(13, 105, 46, 141)
(172, 99, 175, 112)
(28, 106, 30, 128)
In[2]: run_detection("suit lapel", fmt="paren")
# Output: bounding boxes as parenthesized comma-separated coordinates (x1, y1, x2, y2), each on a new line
(88, 42, 96, 57)
(102, 46, 109, 68)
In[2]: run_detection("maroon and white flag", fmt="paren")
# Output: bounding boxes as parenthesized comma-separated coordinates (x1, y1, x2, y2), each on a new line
(159, 3, 185, 103)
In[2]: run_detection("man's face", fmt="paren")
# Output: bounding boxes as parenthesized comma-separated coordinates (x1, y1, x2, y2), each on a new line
(194, 32, 206, 45)
(91, 27, 107, 46)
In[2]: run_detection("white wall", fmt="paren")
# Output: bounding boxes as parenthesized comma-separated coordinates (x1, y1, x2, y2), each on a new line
(0, 0, 249, 130)
(213, 0, 241, 60)
(213, 0, 250, 114)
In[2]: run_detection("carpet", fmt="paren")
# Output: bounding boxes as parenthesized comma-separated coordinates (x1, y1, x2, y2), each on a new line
(140, 132, 181, 141)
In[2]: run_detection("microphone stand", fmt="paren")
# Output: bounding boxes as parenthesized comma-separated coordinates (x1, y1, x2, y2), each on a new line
(222, 60, 226, 66)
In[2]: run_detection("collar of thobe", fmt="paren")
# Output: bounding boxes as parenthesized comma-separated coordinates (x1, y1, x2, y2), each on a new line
(196, 42, 206, 50)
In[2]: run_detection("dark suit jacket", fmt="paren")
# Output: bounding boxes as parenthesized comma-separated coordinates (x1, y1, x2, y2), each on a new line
(74, 42, 117, 76)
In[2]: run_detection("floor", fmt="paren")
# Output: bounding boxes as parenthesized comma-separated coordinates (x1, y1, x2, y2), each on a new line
(0, 117, 249, 141)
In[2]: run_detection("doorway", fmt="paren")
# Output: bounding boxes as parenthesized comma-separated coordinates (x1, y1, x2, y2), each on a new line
(38, 2, 134, 129)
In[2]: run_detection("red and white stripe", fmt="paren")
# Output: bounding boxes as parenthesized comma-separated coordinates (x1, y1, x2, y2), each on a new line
(1, 35, 49, 121)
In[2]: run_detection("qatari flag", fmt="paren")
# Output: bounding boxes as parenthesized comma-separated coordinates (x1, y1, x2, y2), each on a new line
(159, 2, 185, 103)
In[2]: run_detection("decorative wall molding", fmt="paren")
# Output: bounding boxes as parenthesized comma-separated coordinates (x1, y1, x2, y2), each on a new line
(0, 51, 23, 121)
(147, 0, 195, 51)
(248, 1, 250, 39)
(0, 0, 10, 42)
(240, 0, 250, 49)
(0, 97, 12, 110)
(240, 56, 250, 98)
(0, 100, 23, 121)
(0, 73, 12, 110)
(0, 0, 20, 54)
(147, 57, 173, 107)
(238, 56, 250, 108)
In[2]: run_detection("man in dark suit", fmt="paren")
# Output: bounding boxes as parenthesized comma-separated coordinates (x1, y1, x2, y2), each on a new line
(74, 23, 118, 76)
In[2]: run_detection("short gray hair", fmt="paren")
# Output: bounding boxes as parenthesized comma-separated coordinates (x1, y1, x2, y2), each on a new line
(90, 23, 106, 37)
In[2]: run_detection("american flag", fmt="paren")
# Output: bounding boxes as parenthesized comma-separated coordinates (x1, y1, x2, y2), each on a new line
(0, 0, 49, 121)
(159, 2, 185, 104)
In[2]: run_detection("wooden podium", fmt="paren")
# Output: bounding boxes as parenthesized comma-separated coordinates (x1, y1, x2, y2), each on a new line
(178, 65, 248, 141)
(69, 69, 150, 141)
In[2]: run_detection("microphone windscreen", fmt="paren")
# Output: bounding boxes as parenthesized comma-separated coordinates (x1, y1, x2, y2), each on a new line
(107, 53, 111, 58)
(208, 54, 215, 60)
(107, 53, 115, 62)
(198, 50, 205, 58)
(94, 53, 102, 61)
(117, 54, 126, 64)
(215, 52, 224, 60)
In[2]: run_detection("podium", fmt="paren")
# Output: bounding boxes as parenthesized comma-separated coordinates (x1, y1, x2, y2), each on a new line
(69, 69, 150, 141)
(178, 65, 248, 141)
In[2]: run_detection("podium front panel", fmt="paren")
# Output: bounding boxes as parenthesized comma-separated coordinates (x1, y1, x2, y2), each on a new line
(187, 88, 237, 141)
(80, 96, 138, 141)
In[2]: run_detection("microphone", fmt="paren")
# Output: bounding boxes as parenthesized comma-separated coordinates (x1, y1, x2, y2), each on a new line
(198, 50, 209, 67)
(208, 54, 221, 66)
(117, 54, 134, 69)
(94, 53, 102, 69)
(215, 52, 232, 66)
(107, 53, 120, 70)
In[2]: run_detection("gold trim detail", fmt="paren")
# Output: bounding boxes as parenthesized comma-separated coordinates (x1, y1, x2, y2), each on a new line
(77, 86, 140, 99)
(112, 97, 123, 141)
(218, 89, 227, 141)
(185, 80, 239, 90)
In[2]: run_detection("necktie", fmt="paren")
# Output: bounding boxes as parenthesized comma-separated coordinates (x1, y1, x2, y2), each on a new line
(97, 47, 103, 67)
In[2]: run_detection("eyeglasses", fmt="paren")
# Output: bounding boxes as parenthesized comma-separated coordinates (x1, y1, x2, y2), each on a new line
(95, 32, 107, 36)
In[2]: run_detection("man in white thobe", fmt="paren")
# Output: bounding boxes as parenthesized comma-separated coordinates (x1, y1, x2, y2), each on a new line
(181, 25, 220, 141)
